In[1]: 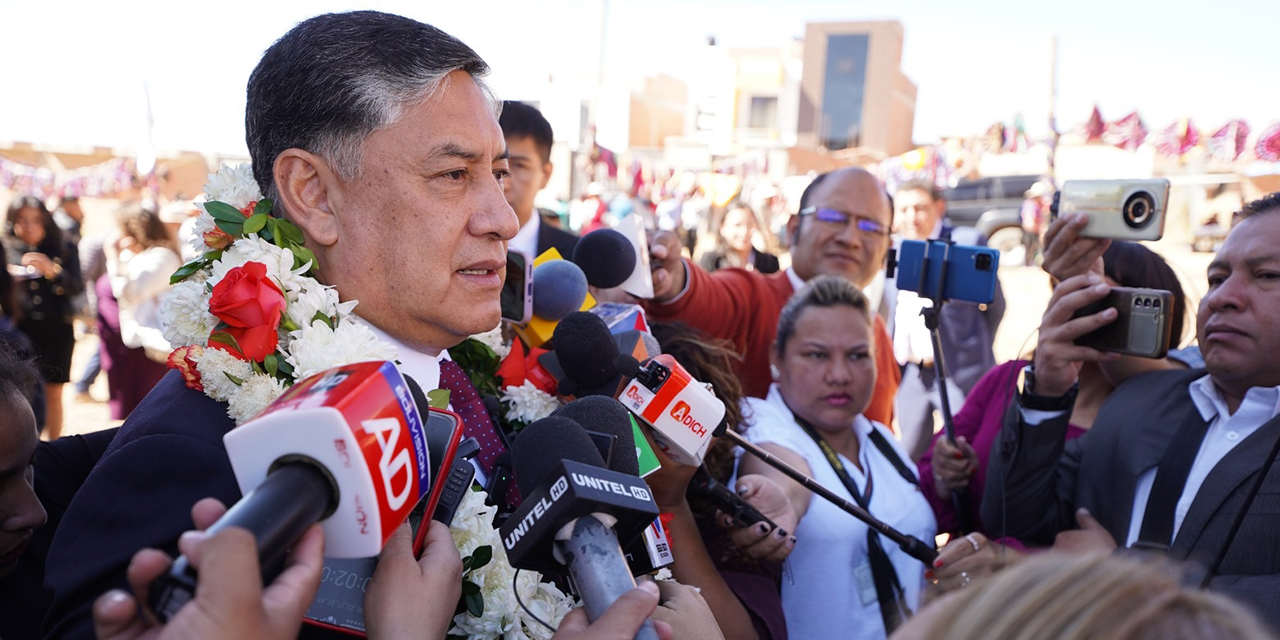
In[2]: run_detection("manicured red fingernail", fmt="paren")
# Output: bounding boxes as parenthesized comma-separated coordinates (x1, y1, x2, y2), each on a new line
(953, 452, 963, 459)
(934, 559, 944, 568)
(925, 569, 935, 579)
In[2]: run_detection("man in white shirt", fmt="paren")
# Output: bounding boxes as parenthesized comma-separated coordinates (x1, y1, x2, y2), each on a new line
(984, 192, 1280, 627)
(885, 180, 1003, 461)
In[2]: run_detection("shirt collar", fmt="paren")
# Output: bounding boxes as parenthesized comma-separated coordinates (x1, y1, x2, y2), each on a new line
(786, 266, 805, 292)
(359, 320, 443, 392)
(1188, 374, 1280, 422)
(509, 212, 541, 260)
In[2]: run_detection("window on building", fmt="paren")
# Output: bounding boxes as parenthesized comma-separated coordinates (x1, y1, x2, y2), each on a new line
(820, 34, 869, 150)
(748, 96, 778, 130)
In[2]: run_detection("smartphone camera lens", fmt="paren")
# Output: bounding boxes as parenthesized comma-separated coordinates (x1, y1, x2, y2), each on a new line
(1123, 191, 1156, 229)
(975, 254, 993, 271)
(1153, 299, 1162, 308)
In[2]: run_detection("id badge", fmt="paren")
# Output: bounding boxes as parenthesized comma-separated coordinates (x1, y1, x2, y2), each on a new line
(853, 562, 877, 607)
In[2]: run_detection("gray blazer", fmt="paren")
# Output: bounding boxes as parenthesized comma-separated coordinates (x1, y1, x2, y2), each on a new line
(984, 368, 1280, 626)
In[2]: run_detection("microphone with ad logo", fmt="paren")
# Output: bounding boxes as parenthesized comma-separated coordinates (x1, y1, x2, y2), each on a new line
(624, 355, 938, 565)
(499, 416, 661, 640)
(148, 360, 433, 622)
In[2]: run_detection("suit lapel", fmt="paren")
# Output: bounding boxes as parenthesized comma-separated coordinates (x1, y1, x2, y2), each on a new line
(1173, 413, 1280, 556)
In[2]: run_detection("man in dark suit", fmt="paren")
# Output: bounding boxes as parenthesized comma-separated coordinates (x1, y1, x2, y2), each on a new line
(885, 180, 1004, 461)
(984, 192, 1280, 626)
(41, 12, 513, 638)
(498, 101, 578, 260)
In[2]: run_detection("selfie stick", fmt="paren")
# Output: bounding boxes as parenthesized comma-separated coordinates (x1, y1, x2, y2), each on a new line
(891, 237, 973, 533)
(714, 422, 938, 565)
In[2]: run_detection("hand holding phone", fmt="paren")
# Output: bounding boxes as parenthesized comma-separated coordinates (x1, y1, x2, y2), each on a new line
(1071, 286, 1174, 358)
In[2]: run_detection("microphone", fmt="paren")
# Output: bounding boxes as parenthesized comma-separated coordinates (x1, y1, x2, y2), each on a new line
(544, 312, 639, 398)
(626, 356, 939, 565)
(573, 229, 636, 288)
(149, 360, 432, 621)
(618, 354, 721, 465)
(532, 259, 590, 321)
(554, 396, 674, 574)
(690, 466, 775, 530)
(500, 416, 660, 640)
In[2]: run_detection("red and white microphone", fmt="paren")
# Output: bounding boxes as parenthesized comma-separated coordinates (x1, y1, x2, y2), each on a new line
(149, 360, 430, 621)
(618, 354, 723, 466)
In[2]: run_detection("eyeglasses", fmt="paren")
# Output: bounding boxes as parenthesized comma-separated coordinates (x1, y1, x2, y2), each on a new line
(798, 207, 890, 237)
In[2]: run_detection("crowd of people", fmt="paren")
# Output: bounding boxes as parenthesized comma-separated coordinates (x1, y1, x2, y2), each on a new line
(2, 9, 1280, 640)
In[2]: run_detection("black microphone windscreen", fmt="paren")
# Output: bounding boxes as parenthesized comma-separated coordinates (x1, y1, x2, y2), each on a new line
(573, 229, 636, 289)
(553, 397, 639, 476)
(532, 260, 589, 320)
(552, 313, 620, 387)
(513, 416, 605, 498)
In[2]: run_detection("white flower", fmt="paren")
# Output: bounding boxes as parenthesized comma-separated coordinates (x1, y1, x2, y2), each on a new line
(203, 163, 261, 209)
(227, 373, 287, 424)
(284, 319, 399, 380)
(160, 279, 217, 348)
(210, 235, 304, 291)
(501, 382, 560, 425)
(285, 280, 354, 329)
(190, 211, 219, 252)
(470, 325, 510, 358)
(195, 348, 255, 403)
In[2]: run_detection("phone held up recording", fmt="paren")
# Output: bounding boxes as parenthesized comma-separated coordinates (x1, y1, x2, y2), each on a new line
(1072, 286, 1175, 359)
(1052, 178, 1171, 241)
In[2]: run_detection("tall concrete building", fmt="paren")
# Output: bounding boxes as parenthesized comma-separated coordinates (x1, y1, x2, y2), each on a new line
(798, 21, 916, 157)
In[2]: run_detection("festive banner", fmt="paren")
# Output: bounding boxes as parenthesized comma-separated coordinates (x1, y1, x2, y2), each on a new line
(1155, 118, 1199, 158)
(1084, 106, 1106, 142)
(1106, 111, 1149, 151)
(1255, 123, 1280, 162)
(1208, 120, 1251, 162)
(0, 156, 134, 200)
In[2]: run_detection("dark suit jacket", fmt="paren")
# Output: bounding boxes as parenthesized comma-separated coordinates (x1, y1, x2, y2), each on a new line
(0, 428, 116, 640)
(537, 221, 579, 258)
(984, 369, 1280, 626)
(41, 372, 242, 639)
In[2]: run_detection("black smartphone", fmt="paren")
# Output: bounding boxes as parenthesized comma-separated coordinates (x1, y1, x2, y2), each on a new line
(501, 250, 533, 324)
(1072, 286, 1174, 358)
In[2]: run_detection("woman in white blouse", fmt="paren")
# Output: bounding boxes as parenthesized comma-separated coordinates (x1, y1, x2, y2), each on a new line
(740, 275, 936, 640)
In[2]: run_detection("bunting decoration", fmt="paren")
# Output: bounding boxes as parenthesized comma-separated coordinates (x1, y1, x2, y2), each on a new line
(1207, 120, 1251, 162)
(1255, 123, 1280, 162)
(0, 156, 134, 200)
(1155, 118, 1199, 158)
(1106, 111, 1149, 151)
(1084, 106, 1106, 142)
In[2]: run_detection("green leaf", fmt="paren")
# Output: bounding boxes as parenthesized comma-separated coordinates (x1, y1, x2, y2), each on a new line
(279, 219, 305, 244)
(461, 580, 480, 595)
(264, 353, 279, 377)
(468, 545, 492, 571)
(290, 245, 316, 271)
(311, 311, 336, 329)
(426, 388, 450, 409)
(250, 359, 265, 375)
(169, 259, 206, 285)
(449, 339, 502, 397)
(465, 591, 484, 617)
(280, 316, 300, 333)
(209, 331, 242, 355)
(262, 217, 278, 243)
(205, 201, 247, 223)
(202, 249, 224, 262)
(254, 199, 273, 216)
(222, 371, 245, 386)
(276, 358, 295, 376)
(214, 218, 244, 238)
(243, 213, 268, 235)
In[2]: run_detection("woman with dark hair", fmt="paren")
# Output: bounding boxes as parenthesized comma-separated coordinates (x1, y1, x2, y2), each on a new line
(697, 204, 781, 274)
(98, 203, 181, 419)
(642, 321, 794, 640)
(4, 196, 83, 439)
(919, 240, 1192, 590)
(739, 275, 935, 640)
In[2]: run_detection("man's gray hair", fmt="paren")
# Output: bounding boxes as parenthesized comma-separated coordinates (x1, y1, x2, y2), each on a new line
(245, 11, 496, 214)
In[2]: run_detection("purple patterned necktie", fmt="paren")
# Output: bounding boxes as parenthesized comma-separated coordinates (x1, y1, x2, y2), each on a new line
(438, 359, 507, 476)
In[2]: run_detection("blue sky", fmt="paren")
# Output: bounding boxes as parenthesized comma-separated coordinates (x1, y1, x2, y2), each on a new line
(1, 0, 1276, 155)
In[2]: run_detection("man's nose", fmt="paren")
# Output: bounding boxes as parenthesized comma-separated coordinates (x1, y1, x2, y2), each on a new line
(473, 180, 520, 242)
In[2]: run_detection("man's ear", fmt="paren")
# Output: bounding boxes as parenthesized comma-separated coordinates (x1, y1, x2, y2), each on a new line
(786, 214, 801, 245)
(539, 161, 554, 190)
(274, 149, 340, 247)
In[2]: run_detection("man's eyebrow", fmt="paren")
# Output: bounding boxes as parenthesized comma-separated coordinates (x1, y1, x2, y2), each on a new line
(495, 148, 510, 162)
(1247, 254, 1280, 269)
(429, 142, 483, 161)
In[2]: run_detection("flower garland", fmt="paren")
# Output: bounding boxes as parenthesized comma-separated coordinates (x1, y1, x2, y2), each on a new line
(452, 327, 560, 434)
(160, 163, 396, 424)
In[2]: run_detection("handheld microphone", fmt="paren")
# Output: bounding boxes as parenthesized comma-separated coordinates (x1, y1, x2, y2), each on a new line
(619, 354, 721, 465)
(149, 360, 432, 621)
(554, 396, 673, 573)
(690, 466, 774, 530)
(573, 229, 636, 288)
(532, 259, 590, 321)
(499, 416, 660, 640)
(544, 312, 639, 398)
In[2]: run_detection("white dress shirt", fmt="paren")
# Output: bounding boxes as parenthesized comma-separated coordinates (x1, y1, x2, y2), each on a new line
(509, 213, 541, 261)
(1125, 376, 1280, 546)
(359, 321, 442, 392)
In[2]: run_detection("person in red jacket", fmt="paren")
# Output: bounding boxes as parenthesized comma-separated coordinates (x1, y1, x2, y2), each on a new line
(643, 167, 900, 426)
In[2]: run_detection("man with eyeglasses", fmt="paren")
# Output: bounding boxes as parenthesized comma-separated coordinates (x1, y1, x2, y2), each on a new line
(886, 180, 1004, 462)
(643, 167, 901, 426)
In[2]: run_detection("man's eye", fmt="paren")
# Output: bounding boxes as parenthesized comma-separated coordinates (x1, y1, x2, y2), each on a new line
(495, 169, 511, 181)
(442, 170, 467, 181)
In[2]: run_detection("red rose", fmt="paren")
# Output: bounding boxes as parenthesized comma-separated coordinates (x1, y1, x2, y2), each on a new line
(208, 262, 287, 361)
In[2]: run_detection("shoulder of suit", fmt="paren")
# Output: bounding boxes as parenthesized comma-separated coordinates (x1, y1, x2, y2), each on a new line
(947, 224, 987, 246)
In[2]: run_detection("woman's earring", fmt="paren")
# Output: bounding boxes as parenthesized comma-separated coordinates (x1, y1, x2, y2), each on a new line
(770, 364, 781, 380)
